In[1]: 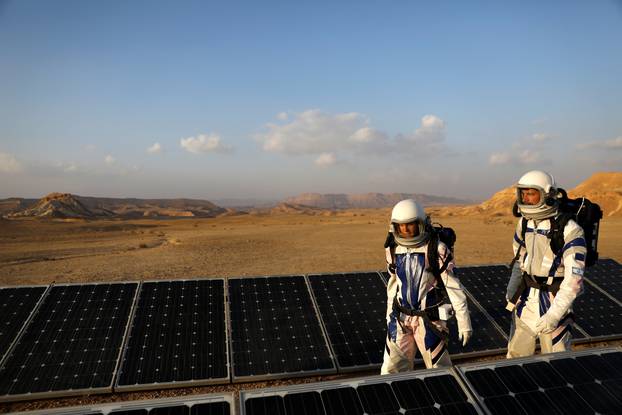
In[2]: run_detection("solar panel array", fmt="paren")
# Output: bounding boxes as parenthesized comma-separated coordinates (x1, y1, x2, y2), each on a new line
(0, 286, 47, 364)
(240, 367, 482, 415)
(9, 392, 234, 415)
(2, 258, 622, 404)
(307, 272, 387, 371)
(116, 279, 228, 390)
(457, 347, 622, 415)
(228, 276, 335, 381)
(584, 258, 622, 303)
(0, 283, 137, 401)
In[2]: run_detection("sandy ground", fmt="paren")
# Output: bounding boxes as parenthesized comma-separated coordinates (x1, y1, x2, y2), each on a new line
(1, 211, 621, 412)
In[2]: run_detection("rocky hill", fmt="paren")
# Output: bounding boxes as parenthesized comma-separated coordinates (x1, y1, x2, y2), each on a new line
(8, 193, 109, 219)
(568, 172, 622, 217)
(282, 192, 470, 210)
(4, 193, 227, 219)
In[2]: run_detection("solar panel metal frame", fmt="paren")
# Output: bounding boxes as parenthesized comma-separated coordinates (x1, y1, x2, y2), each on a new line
(0, 285, 50, 367)
(0, 281, 140, 403)
(239, 365, 485, 415)
(6, 391, 235, 415)
(227, 274, 337, 383)
(114, 277, 230, 392)
(454, 346, 622, 415)
(305, 271, 388, 373)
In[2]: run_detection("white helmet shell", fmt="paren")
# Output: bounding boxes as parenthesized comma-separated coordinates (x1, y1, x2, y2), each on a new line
(516, 170, 559, 220)
(390, 199, 430, 247)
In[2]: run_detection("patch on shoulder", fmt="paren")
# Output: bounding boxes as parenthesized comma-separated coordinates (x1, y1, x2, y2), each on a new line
(572, 266, 584, 276)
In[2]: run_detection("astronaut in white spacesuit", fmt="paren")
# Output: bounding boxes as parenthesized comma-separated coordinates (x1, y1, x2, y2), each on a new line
(381, 199, 472, 373)
(506, 170, 586, 357)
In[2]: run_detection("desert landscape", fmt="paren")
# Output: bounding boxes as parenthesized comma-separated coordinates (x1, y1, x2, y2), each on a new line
(1, 172, 621, 413)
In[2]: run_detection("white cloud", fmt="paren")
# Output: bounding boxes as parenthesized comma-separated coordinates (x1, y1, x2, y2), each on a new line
(489, 152, 511, 165)
(147, 142, 162, 154)
(532, 133, 553, 142)
(0, 152, 23, 173)
(180, 133, 233, 154)
(315, 152, 337, 167)
(60, 162, 78, 172)
(488, 149, 543, 165)
(256, 109, 371, 155)
(276, 112, 289, 121)
(578, 136, 622, 150)
(395, 115, 447, 150)
(104, 155, 116, 164)
(349, 127, 388, 144)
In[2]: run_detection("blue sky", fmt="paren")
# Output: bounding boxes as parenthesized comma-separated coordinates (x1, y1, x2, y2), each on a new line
(1, 0, 621, 201)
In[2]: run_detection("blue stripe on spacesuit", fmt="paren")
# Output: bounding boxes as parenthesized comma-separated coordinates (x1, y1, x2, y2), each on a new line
(424, 322, 442, 350)
(388, 313, 398, 342)
(575, 252, 585, 262)
(539, 290, 551, 316)
(552, 324, 571, 345)
(514, 233, 525, 247)
(548, 237, 586, 276)
(516, 287, 530, 318)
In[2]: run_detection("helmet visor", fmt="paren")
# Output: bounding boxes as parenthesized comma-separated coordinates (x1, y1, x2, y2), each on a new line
(393, 221, 421, 239)
(516, 186, 545, 208)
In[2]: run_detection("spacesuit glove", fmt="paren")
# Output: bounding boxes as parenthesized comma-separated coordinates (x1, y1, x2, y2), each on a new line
(458, 330, 472, 347)
(535, 313, 559, 335)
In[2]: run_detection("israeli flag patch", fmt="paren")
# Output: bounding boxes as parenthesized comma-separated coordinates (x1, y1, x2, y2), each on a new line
(572, 267, 584, 276)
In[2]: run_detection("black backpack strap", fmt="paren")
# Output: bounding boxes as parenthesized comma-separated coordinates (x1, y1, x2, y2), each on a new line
(384, 232, 397, 274)
(548, 213, 572, 255)
(427, 231, 450, 292)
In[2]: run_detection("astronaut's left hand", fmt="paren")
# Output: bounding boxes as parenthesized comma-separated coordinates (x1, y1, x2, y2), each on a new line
(535, 313, 559, 334)
(458, 330, 472, 346)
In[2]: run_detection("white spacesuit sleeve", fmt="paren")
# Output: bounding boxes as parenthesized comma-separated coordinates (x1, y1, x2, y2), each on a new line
(438, 243, 472, 333)
(545, 220, 586, 323)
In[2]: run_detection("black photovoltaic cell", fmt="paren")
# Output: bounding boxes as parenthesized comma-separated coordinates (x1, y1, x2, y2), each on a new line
(572, 282, 622, 339)
(116, 280, 228, 389)
(0, 286, 47, 362)
(584, 258, 622, 303)
(457, 348, 622, 415)
(307, 272, 386, 370)
(456, 265, 514, 335)
(446, 295, 507, 356)
(241, 368, 481, 415)
(228, 276, 335, 381)
(0, 283, 137, 401)
(7, 393, 233, 414)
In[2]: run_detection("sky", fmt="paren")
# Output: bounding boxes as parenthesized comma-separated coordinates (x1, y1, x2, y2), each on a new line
(1, 0, 621, 201)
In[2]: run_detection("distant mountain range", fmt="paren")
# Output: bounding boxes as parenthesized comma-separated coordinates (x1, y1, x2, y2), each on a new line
(3, 172, 619, 219)
(282, 192, 471, 210)
(2, 193, 228, 219)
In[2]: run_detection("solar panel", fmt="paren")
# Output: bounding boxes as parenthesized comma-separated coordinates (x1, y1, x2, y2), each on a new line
(446, 294, 507, 358)
(307, 272, 387, 371)
(8, 392, 234, 414)
(116, 279, 229, 391)
(584, 258, 622, 304)
(240, 366, 483, 415)
(0, 283, 138, 402)
(456, 347, 622, 415)
(572, 282, 622, 341)
(456, 265, 514, 336)
(228, 275, 335, 382)
(0, 286, 48, 364)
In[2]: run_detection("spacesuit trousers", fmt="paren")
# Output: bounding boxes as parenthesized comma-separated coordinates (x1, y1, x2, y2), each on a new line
(381, 314, 451, 374)
(507, 309, 573, 358)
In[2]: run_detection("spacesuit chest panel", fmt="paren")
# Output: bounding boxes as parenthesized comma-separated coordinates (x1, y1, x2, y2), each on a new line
(394, 251, 427, 309)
